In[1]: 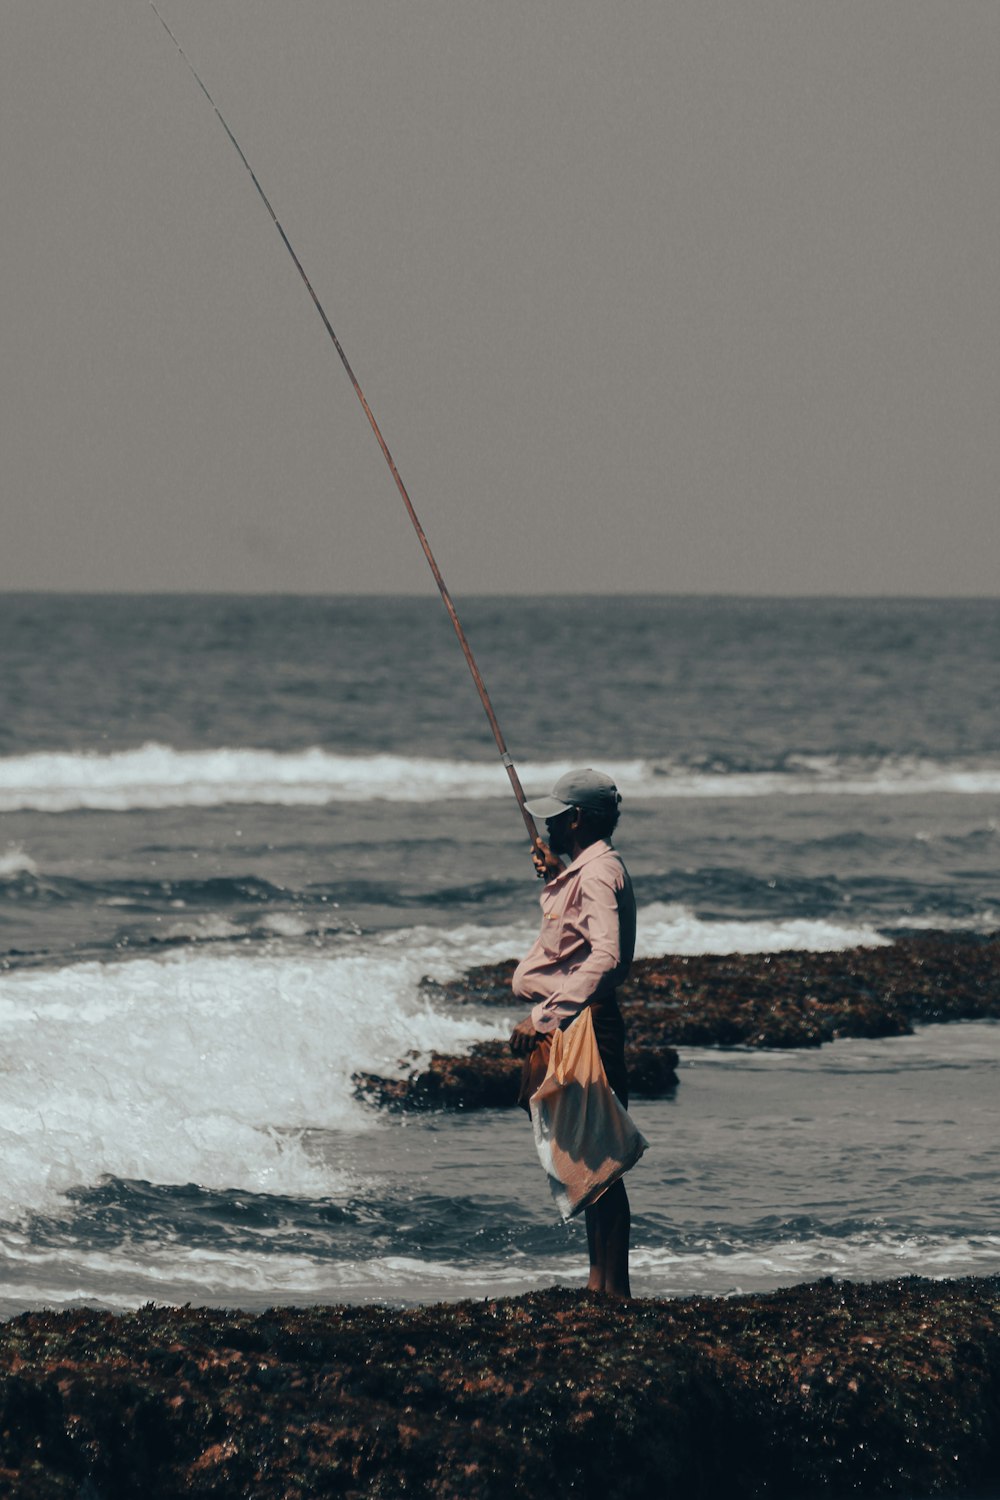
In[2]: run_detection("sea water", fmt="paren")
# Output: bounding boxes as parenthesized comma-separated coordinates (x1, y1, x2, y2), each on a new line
(0, 595, 996, 1312)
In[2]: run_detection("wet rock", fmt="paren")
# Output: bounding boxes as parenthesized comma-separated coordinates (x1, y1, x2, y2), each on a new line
(613, 931, 999, 1048)
(353, 1040, 526, 1112)
(1, 1277, 998, 1497)
(354, 1038, 680, 1112)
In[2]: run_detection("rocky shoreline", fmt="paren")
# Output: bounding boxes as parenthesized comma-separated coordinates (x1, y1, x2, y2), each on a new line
(1, 1276, 998, 1497)
(354, 931, 998, 1111)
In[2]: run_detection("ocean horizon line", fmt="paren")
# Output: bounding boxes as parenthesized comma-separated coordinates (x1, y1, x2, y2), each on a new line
(1, 588, 998, 603)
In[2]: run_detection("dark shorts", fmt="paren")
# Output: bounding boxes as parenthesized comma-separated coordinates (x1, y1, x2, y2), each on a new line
(517, 999, 628, 1113)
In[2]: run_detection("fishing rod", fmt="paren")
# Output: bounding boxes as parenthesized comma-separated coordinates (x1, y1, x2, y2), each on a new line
(149, 2, 541, 848)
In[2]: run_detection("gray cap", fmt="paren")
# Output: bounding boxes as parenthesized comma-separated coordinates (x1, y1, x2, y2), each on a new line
(524, 768, 622, 822)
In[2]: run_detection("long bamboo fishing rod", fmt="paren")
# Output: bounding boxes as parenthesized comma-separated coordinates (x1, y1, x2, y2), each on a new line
(149, 3, 540, 847)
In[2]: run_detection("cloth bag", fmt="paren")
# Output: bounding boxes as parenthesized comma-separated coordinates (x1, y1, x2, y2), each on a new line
(529, 1008, 648, 1220)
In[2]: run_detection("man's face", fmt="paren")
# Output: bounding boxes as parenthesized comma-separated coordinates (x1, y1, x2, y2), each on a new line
(545, 807, 577, 856)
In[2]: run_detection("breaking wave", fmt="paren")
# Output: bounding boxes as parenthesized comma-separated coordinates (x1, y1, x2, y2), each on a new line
(0, 939, 507, 1221)
(2, 745, 1000, 812)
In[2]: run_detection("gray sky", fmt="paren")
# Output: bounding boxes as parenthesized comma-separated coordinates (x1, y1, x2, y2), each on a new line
(2, 2, 997, 594)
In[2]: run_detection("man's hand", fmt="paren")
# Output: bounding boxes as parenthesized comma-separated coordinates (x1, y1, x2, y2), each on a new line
(509, 1016, 543, 1057)
(531, 838, 565, 882)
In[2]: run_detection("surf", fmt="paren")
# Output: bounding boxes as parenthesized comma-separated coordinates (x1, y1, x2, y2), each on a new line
(3, 744, 1000, 812)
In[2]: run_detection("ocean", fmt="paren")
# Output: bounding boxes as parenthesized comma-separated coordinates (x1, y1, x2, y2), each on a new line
(0, 593, 997, 1315)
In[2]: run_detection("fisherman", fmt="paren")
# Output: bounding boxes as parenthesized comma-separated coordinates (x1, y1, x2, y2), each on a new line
(154, 3, 641, 1293)
(509, 769, 637, 1296)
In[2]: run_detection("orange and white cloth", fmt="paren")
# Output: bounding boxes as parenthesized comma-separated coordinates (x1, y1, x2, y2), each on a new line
(529, 1008, 648, 1220)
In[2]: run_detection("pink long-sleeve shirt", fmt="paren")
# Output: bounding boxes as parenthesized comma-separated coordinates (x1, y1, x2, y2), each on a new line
(511, 839, 636, 1033)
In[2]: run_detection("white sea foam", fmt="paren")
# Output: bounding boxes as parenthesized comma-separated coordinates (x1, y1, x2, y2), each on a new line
(634, 903, 891, 956)
(883, 909, 999, 934)
(1, 1230, 997, 1316)
(0, 843, 38, 878)
(2, 744, 1000, 811)
(0, 942, 507, 1221)
(625, 1231, 1000, 1298)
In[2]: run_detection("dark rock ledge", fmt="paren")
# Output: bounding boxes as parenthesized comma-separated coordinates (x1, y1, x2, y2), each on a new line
(353, 932, 998, 1112)
(1, 1276, 998, 1497)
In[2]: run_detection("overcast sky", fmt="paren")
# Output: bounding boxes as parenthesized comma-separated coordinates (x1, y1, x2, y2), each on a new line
(2, 2, 997, 594)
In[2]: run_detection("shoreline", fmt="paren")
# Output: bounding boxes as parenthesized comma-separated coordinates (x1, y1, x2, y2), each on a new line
(355, 930, 999, 1111)
(1, 1276, 998, 1497)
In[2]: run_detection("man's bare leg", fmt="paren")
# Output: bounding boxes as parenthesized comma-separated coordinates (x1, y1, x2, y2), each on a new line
(584, 1180, 631, 1296)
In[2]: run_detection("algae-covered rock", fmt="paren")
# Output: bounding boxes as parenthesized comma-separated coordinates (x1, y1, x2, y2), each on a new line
(0, 1277, 998, 1497)
(613, 932, 999, 1048)
(353, 1039, 526, 1112)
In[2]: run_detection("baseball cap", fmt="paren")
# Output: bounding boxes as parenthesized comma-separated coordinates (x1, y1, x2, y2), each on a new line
(524, 768, 622, 822)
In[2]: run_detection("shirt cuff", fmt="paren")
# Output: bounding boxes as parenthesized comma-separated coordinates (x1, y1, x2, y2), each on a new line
(530, 1001, 560, 1033)
(530, 998, 588, 1033)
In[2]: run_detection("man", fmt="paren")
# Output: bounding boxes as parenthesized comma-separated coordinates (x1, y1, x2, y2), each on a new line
(509, 768, 637, 1296)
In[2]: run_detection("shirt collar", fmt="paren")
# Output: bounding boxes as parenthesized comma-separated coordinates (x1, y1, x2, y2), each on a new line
(551, 838, 614, 883)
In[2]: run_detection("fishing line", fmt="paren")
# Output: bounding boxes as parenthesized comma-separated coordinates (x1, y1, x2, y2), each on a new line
(149, 3, 539, 847)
